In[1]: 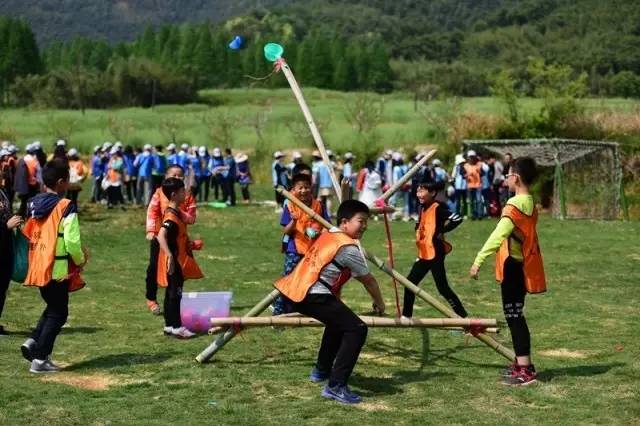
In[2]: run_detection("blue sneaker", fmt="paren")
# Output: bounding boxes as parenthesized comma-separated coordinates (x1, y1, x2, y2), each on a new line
(321, 384, 362, 404)
(309, 367, 330, 383)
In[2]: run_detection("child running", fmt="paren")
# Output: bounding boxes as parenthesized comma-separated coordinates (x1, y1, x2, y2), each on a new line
(145, 165, 196, 314)
(273, 173, 330, 315)
(21, 159, 88, 373)
(403, 180, 468, 318)
(156, 177, 204, 339)
(275, 200, 386, 405)
(470, 157, 546, 386)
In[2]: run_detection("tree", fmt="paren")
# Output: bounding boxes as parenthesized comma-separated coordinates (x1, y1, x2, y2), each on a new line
(137, 25, 156, 59)
(310, 32, 333, 88)
(193, 26, 215, 88)
(295, 36, 313, 85)
(367, 39, 393, 93)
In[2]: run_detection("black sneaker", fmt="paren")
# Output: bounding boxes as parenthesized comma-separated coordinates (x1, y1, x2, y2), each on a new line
(21, 338, 37, 362)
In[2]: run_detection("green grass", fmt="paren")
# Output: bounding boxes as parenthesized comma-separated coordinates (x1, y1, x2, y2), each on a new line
(0, 184, 639, 425)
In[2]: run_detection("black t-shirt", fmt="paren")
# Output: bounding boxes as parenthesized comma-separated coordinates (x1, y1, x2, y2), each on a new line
(162, 219, 179, 258)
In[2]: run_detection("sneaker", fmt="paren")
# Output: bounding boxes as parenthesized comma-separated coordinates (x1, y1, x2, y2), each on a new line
(501, 362, 519, 378)
(309, 367, 330, 383)
(171, 326, 196, 339)
(30, 358, 61, 374)
(163, 326, 174, 336)
(321, 384, 362, 404)
(502, 365, 537, 386)
(21, 338, 37, 362)
(147, 300, 162, 315)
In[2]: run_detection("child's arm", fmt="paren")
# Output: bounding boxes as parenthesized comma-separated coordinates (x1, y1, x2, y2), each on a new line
(280, 208, 297, 235)
(62, 208, 86, 267)
(355, 274, 386, 315)
(145, 190, 161, 239)
(157, 226, 175, 275)
(469, 217, 514, 279)
(439, 205, 462, 233)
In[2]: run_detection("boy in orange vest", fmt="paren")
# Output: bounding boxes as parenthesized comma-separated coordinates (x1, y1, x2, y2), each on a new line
(156, 177, 203, 339)
(273, 173, 330, 315)
(145, 165, 197, 314)
(402, 180, 467, 318)
(274, 200, 385, 405)
(21, 159, 88, 373)
(470, 157, 546, 386)
(464, 150, 485, 220)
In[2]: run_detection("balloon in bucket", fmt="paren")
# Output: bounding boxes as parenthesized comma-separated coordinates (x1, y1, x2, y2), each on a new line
(228, 35, 244, 50)
(264, 43, 284, 62)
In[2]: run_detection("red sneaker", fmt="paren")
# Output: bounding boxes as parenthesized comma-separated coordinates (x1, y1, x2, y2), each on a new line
(502, 365, 537, 386)
(501, 362, 519, 378)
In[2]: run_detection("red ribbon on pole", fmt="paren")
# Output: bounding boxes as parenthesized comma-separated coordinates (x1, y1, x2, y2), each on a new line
(376, 198, 401, 318)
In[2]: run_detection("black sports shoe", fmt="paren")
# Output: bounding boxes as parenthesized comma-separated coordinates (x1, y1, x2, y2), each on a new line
(21, 338, 37, 362)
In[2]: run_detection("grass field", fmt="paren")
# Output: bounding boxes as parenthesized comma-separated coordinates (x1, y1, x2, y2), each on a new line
(0, 184, 638, 425)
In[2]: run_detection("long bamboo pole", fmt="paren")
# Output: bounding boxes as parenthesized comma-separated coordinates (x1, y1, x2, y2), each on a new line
(195, 289, 281, 363)
(278, 59, 342, 201)
(211, 316, 498, 328)
(277, 187, 516, 361)
(378, 149, 437, 203)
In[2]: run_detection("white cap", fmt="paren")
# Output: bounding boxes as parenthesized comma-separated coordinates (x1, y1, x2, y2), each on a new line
(344, 152, 354, 160)
(103, 142, 112, 150)
(0, 149, 9, 157)
(180, 143, 189, 150)
(326, 149, 333, 157)
(455, 154, 465, 165)
(26, 143, 36, 153)
(143, 144, 152, 151)
(311, 150, 320, 158)
(114, 141, 123, 148)
(93, 145, 101, 153)
(235, 153, 248, 163)
(110, 146, 119, 155)
(198, 146, 207, 155)
(292, 151, 302, 159)
(273, 150, 284, 159)
(385, 149, 393, 155)
(68, 148, 78, 156)
(392, 152, 403, 161)
(166, 143, 175, 151)
(213, 147, 222, 157)
(56, 139, 66, 147)
(467, 150, 477, 157)
(32, 141, 41, 149)
(432, 159, 442, 166)
(8, 145, 18, 153)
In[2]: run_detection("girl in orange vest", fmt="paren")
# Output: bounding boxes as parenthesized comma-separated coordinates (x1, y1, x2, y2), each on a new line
(273, 173, 330, 315)
(66, 148, 86, 210)
(470, 157, 546, 386)
(156, 177, 203, 339)
(402, 180, 467, 318)
(274, 200, 385, 405)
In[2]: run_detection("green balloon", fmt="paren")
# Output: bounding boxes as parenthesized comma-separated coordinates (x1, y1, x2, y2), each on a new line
(264, 43, 284, 62)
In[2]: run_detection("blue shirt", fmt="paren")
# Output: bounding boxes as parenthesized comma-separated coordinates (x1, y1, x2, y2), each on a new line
(91, 155, 104, 177)
(153, 153, 167, 176)
(223, 156, 236, 179)
(190, 154, 202, 178)
(201, 155, 212, 177)
(135, 152, 154, 178)
(317, 163, 333, 189)
(454, 164, 467, 190)
(123, 154, 136, 177)
(176, 151, 190, 173)
(280, 202, 331, 254)
(167, 153, 178, 166)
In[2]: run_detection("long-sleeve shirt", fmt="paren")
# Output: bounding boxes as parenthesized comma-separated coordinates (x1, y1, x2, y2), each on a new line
(146, 189, 197, 235)
(417, 202, 463, 254)
(473, 194, 534, 267)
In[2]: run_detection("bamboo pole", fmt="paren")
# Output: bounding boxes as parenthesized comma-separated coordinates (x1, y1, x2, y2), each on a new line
(278, 60, 342, 201)
(211, 316, 498, 328)
(195, 289, 281, 363)
(278, 187, 517, 361)
(369, 205, 396, 215)
(378, 149, 437, 203)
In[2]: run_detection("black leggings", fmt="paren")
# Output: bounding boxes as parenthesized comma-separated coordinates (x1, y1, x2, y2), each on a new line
(292, 294, 368, 387)
(163, 266, 184, 328)
(31, 281, 69, 359)
(0, 228, 13, 320)
(145, 238, 159, 302)
(501, 257, 531, 357)
(402, 257, 468, 318)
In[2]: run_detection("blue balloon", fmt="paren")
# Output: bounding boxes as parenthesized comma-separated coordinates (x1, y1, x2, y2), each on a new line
(228, 36, 244, 50)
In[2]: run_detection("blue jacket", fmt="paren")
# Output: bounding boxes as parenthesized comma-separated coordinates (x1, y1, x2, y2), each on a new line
(135, 153, 154, 178)
(91, 155, 104, 178)
(153, 153, 167, 176)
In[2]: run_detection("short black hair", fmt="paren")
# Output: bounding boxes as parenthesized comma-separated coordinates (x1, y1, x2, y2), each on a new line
(292, 163, 311, 176)
(42, 159, 69, 189)
(155, 145, 163, 152)
(162, 177, 185, 199)
(512, 156, 538, 186)
(337, 200, 369, 224)
(417, 179, 444, 192)
(291, 173, 312, 187)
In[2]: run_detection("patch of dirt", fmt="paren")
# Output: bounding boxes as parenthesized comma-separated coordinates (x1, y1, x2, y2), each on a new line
(206, 255, 238, 261)
(538, 348, 587, 359)
(355, 401, 393, 412)
(39, 373, 145, 391)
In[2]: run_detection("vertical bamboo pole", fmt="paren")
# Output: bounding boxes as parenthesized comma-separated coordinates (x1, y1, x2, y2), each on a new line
(554, 153, 567, 220)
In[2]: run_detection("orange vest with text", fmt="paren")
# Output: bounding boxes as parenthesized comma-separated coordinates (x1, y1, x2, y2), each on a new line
(274, 231, 356, 302)
(156, 208, 203, 287)
(22, 198, 85, 291)
(464, 162, 482, 189)
(287, 198, 324, 255)
(416, 202, 452, 260)
(495, 204, 546, 294)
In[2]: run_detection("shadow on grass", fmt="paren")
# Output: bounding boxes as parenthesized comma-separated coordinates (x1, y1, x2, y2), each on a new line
(61, 326, 103, 335)
(351, 370, 453, 397)
(538, 363, 624, 382)
(66, 352, 176, 371)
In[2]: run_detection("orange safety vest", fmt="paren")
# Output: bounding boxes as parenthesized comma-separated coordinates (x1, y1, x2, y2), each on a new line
(287, 198, 324, 255)
(156, 208, 203, 287)
(24, 155, 39, 186)
(416, 202, 452, 260)
(70, 160, 85, 177)
(464, 162, 482, 189)
(495, 205, 546, 294)
(274, 231, 356, 302)
(22, 198, 85, 291)
(154, 187, 195, 234)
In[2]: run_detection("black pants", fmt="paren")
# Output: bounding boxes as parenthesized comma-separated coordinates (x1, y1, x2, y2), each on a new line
(18, 186, 39, 217)
(403, 257, 468, 318)
(240, 184, 250, 201)
(0, 228, 13, 320)
(292, 294, 368, 387)
(501, 257, 531, 357)
(199, 176, 211, 202)
(223, 179, 236, 206)
(211, 176, 222, 200)
(164, 267, 184, 328)
(145, 238, 159, 301)
(107, 185, 125, 207)
(455, 189, 467, 217)
(31, 280, 69, 360)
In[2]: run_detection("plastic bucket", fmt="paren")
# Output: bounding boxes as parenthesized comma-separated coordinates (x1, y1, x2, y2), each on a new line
(181, 291, 233, 333)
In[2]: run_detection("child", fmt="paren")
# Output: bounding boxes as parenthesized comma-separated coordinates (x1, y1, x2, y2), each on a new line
(273, 173, 330, 315)
(275, 200, 386, 405)
(470, 157, 545, 386)
(403, 180, 467, 318)
(21, 159, 88, 373)
(145, 165, 197, 314)
(0, 189, 22, 336)
(156, 177, 203, 339)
